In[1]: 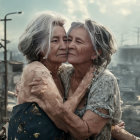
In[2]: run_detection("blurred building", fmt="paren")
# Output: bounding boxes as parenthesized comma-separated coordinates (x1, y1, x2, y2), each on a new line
(110, 45, 140, 137)
(0, 60, 23, 128)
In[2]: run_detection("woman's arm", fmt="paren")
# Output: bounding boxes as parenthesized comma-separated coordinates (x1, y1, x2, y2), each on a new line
(112, 124, 139, 140)
(62, 109, 109, 139)
(33, 82, 109, 140)
(18, 63, 94, 133)
(29, 66, 94, 113)
(30, 81, 109, 139)
(30, 70, 119, 139)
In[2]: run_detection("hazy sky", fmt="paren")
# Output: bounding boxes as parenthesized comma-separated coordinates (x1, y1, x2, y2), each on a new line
(0, 0, 140, 51)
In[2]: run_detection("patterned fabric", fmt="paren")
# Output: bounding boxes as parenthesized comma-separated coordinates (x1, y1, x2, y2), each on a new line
(59, 64, 122, 140)
(8, 102, 64, 140)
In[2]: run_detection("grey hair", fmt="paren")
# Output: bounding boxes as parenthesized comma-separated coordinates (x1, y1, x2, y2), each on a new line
(67, 20, 117, 68)
(18, 12, 65, 63)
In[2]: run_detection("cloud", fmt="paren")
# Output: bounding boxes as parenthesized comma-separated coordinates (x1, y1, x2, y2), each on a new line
(119, 8, 131, 16)
(63, 0, 91, 20)
(1, 0, 140, 47)
(112, 0, 136, 5)
(63, 0, 135, 18)
(89, 0, 94, 4)
(93, 0, 138, 16)
(96, 1, 107, 14)
(36, 10, 71, 31)
(65, 0, 75, 14)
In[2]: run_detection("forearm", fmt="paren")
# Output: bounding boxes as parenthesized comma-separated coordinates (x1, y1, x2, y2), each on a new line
(41, 95, 108, 139)
(64, 67, 93, 113)
(63, 86, 88, 112)
(40, 94, 89, 138)
(40, 97, 68, 131)
(61, 109, 109, 139)
(62, 110, 91, 139)
(112, 127, 137, 140)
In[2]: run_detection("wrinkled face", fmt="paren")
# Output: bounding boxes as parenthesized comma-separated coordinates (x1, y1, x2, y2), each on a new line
(47, 25, 67, 63)
(67, 27, 95, 65)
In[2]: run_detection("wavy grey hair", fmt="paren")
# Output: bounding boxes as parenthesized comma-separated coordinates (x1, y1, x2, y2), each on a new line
(67, 19, 117, 68)
(18, 12, 65, 63)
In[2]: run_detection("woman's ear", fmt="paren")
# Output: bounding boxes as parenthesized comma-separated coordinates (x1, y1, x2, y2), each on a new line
(91, 50, 97, 60)
(91, 54, 97, 61)
(98, 49, 102, 55)
(91, 49, 102, 60)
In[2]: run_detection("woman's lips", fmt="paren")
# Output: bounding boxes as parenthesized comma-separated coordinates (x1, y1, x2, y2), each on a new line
(57, 53, 67, 56)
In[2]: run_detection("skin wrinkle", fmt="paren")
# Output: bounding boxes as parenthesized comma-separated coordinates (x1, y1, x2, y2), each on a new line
(5, 17, 139, 139)
(31, 26, 110, 139)
(28, 27, 110, 139)
(16, 20, 95, 139)
(68, 27, 95, 65)
(14, 18, 122, 140)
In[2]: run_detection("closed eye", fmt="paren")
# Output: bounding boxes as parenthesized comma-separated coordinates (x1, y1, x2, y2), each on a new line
(76, 40, 83, 44)
(63, 39, 68, 42)
(67, 39, 72, 42)
(51, 39, 58, 43)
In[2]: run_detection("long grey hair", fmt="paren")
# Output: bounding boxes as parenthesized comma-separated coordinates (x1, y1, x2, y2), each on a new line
(18, 12, 65, 63)
(67, 19, 117, 68)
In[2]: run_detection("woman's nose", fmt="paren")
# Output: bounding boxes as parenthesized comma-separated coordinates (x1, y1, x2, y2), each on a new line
(60, 40, 66, 49)
(68, 41, 75, 49)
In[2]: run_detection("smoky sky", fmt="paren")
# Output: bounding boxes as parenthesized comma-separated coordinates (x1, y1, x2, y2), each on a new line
(0, 0, 140, 51)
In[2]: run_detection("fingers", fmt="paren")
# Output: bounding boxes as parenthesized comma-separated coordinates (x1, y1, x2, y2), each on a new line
(89, 65, 94, 73)
(29, 77, 49, 97)
(15, 88, 19, 97)
(31, 86, 41, 94)
(118, 121, 125, 128)
(30, 85, 46, 97)
(14, 91, 18, 97)
(29, 81, 40, 86)
(118, 121, 125, 126)
(29, 79, 48, 86)
(33, 77, 42, 81)
(15, 81, 22, 96)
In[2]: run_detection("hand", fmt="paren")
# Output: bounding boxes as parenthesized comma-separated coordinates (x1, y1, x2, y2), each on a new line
(64, 66, 94, 113)
(29, 76, 62, 102)
(77, 66, 94, 92)
(15, 80, 22, 97)
(117, 121, 125, 129)
(29, 77, 49, 98)
(112, 121, 125, 133)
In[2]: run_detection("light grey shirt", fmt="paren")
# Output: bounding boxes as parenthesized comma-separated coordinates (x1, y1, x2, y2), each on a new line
(59, 64, 122, 140)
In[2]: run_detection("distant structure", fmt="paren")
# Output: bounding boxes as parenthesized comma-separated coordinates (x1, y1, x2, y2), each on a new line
(0, 51, 24, 129)
(110, 45, 140, 137)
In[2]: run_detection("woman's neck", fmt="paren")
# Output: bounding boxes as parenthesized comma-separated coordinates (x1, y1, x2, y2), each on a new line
(41, 59, 61, 77)
(72, 62, 93, 79)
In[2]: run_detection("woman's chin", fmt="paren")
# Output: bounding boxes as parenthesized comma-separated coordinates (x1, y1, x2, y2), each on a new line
(59, 58, 67, 63)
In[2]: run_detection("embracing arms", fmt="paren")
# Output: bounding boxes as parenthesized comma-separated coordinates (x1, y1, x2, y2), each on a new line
(18, 63, 120, 139)
(17, 62, 98, 136)
(29, 69, 116, 139)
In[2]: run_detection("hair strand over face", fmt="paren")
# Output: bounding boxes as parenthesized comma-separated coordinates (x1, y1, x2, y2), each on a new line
(67, 19, 117, 68)
(18, 12, 65, 63)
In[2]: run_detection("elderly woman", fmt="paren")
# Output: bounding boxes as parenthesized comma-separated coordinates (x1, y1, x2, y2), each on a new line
(28, 20, 122, 140)
(8, 13, 93, 140)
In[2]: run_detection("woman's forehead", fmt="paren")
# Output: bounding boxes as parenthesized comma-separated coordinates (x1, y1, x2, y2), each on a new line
(52, 26, 66, 37)
(69, 27, 91, 41)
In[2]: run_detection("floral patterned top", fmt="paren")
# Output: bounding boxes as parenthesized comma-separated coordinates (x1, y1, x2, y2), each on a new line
(59, 64, 122, 140)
